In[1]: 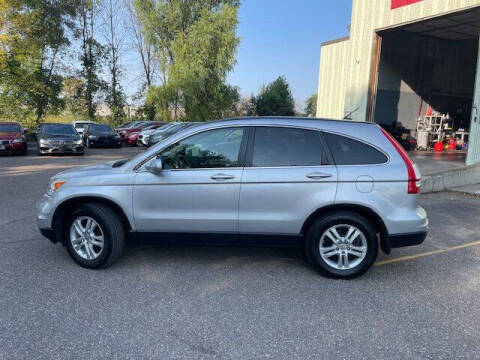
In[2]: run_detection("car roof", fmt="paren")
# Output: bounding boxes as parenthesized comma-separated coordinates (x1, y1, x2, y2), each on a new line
(209, 116, 375, 125)
(41, 123, 74, 126)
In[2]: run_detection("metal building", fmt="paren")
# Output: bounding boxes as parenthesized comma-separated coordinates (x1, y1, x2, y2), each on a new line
(317, 0, 480, 165)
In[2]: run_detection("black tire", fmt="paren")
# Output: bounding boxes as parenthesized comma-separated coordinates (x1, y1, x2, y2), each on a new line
(305, 211, 378, 279)
(63, 203, 126, 269)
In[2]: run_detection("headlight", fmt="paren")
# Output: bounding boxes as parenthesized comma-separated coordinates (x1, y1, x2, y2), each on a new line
(12, 137, 24, 143)
(75, 139, 83, 145)
(114, 134, 120, 139)
(39, 138, 50, 144)
(88, 135, 97, 139)
(46, 179, 66, 195)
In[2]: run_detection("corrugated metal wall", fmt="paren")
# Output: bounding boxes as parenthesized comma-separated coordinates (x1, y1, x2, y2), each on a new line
(317, 0, 480, 121)
(466, 38, 480, 165)
(316, 39, 350, 119)
(346, 0, 480, 122)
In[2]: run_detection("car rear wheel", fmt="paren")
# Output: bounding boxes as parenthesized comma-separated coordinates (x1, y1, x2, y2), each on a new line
(64, 203, 125, 269)
(305, 211, 378, 279)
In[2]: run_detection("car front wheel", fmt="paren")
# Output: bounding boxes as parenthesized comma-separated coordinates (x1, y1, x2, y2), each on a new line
(305, 211, 378, 279)
(64, 203, 125, 269)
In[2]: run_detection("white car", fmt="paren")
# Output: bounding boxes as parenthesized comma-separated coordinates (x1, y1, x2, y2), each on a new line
(73, 121, 94, 135)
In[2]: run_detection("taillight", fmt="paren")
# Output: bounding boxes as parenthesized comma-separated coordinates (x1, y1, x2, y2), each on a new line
(380, 127, 421, 194)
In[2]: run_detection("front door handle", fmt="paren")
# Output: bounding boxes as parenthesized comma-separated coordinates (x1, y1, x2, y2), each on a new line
(306, 172, 332, 180)
(211, 173, 235, 181)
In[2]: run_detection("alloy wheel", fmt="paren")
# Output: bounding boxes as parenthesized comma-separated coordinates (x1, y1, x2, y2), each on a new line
(319, 224, 367, 270)
(70, 216, 105, 260)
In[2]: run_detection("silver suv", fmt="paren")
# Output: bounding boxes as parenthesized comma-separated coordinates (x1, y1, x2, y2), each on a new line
(37, 118, 428, 278)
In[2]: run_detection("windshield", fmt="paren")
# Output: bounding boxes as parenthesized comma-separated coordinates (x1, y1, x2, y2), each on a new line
(125, 121, 141, 128)
(117, 122, 133, 128)
(89, 124, 114, 133)
(41, 124, 77, 136)
(0, 124, 21, 133)
(137, 122, 159, 129)
(143, 124, 161, 131)
(74, 122, 91, 129)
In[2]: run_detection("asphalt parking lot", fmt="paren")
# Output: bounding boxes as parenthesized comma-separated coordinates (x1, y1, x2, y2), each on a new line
(1, 146, 480, 359)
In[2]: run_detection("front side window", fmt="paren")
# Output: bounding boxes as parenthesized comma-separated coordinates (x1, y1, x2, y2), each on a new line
(251, 127, 328, 167)
(159, 127, 244, 169)
(323, 132, 388, 165)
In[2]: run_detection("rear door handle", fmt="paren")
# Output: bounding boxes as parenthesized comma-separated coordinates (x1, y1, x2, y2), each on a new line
(211, 173, 235, 181)
(306, 172, 332, 180)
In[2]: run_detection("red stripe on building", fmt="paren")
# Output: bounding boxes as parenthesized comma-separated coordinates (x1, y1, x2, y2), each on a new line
(391, 0, 423, 9)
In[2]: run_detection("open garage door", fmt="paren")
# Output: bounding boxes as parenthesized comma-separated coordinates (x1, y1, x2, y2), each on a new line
(373, 6, 480, 163)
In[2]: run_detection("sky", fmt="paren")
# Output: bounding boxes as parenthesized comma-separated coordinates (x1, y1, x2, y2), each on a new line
(227, 0, 353, 108)
(120, 0, 353, 109)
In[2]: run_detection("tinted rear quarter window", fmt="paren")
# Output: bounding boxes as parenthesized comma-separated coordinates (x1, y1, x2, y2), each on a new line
(252, 127, 328, 167)
(323, 132, 387, 165)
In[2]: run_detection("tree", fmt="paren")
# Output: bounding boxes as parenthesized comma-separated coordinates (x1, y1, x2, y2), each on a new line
(304, 94, 317, 117)
(0, 0, 81, 124)
(252, 76, 295, 116)
(62, 76, 86, 115)
(124, 0, 157, 120)
(135, 0, 240, 121)
(77, 0, 106, 119)
(101, 0, 127, 123)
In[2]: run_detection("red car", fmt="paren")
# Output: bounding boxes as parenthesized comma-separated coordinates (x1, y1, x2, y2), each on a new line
(117, 121, 164, 143)
(0, 122, 28, 155)
(124, 124, 166, 146)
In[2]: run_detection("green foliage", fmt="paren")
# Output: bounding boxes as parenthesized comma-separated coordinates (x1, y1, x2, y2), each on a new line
(0, 0, 82, 124)
(252, 76, 295, 116)
(135, 0, 240, 121)
(304, 94, 317, 117)
(76, 0, 107, 119)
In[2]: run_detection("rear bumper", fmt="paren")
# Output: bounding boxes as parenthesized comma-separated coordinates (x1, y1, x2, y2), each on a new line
(387, 231, 427, 249)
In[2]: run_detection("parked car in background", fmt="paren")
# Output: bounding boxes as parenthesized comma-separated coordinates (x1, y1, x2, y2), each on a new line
(124, 124, 165, 147)
(137, 123, 179, 146)
(115, 121, 136, 130)
(37, 123, 84, 156)
(37, 117, 428, 278)
(72, 120, 94, 135)
(147, 122, 199, 147)
(83, 124, 122, 148)
(117, 121, 164, 142)
(0, 122, 27, 155)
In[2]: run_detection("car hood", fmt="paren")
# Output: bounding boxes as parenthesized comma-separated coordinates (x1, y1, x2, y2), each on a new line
(54, 160, 124, 180)
(39, 134, 80, 141)
(0, 132, 21, 140)
(90, 132, 117, 137)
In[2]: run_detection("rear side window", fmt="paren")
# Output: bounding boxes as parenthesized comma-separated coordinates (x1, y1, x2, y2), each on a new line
(251, 127, 328, 167)
(323, 132, 388, 165)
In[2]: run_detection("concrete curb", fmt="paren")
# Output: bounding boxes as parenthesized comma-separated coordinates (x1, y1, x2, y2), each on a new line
(421, 163, 480, 193)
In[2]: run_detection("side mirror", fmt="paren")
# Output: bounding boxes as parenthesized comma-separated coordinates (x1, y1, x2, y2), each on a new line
(145, 157, 163, 175)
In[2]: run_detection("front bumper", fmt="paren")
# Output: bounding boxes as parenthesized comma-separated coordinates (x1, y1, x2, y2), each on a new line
(88, 138, 121, 147)
(39, 143, 84, 154)
(40, 228, 57, 243)
(0, 141, 27, 155)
